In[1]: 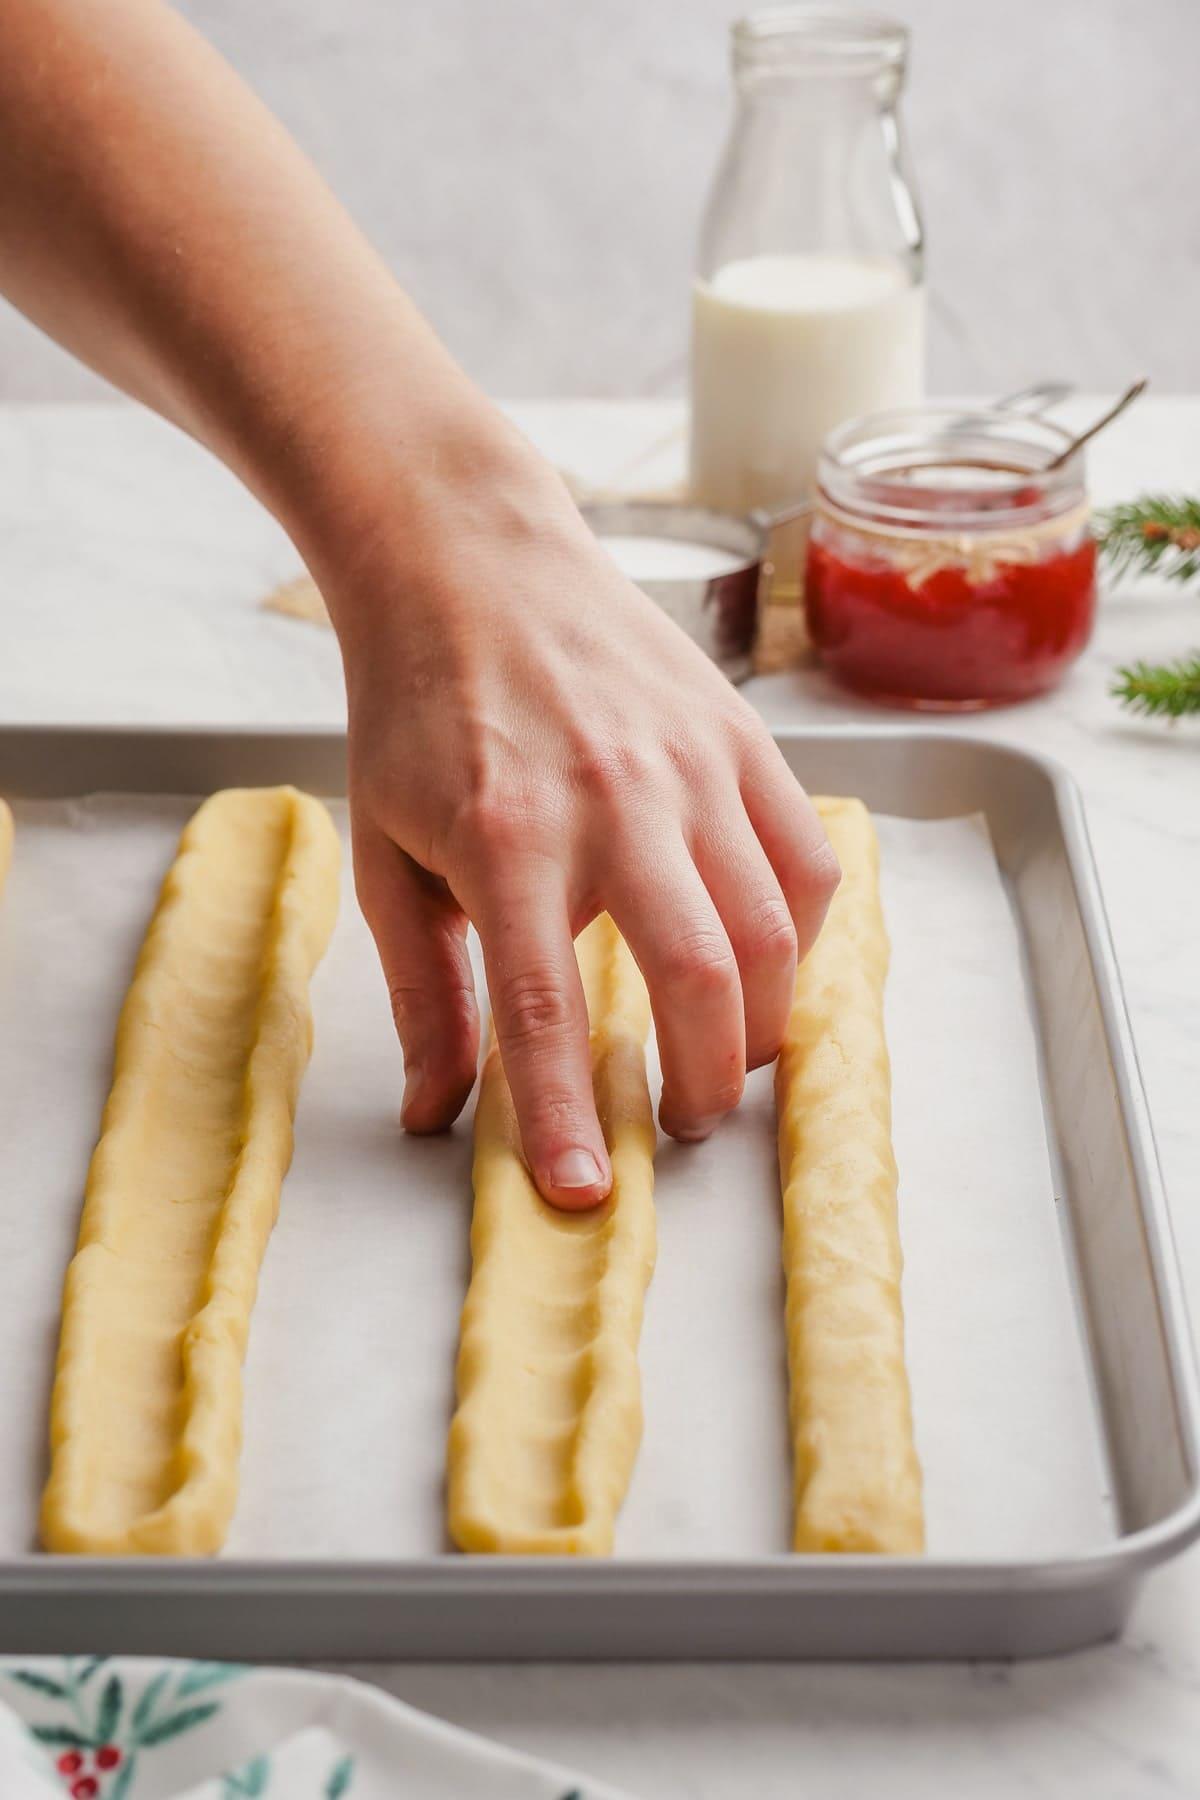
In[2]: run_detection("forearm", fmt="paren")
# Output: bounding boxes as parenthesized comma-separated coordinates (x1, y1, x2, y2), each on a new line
(0, 0, 538, 572)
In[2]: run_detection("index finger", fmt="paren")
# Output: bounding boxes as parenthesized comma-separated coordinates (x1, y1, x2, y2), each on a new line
(474, 873, 612, 1212)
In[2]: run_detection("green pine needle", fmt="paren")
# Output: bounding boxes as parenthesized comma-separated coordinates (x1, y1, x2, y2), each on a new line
(1098, 494, 1200, 585)
(1111, 654, 1200, 718)
(1098, 493, 1200, 718)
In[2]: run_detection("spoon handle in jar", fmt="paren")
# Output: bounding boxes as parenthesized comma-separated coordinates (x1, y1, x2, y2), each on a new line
(750, 499, 814, 533)
(1043, 378, 1148, 471)
(994, 379, 1076, 415)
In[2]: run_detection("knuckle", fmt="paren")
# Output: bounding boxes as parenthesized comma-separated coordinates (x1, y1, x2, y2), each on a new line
(725, 704, 772, 762)
(390, 975, 472, 1038)
(661, 731, 707, 790)
(659, 928, 739, 998)
(739, 899, 798, 967)
(494, 967, 574, 1048)
(455, 793, 523, 855)
(808, 839, 842, 900)
(448, 748, 564, 856)
(387, 980, 424, 1031)
(519, 1087, 584, 1140)
(575, 740, 658, 807)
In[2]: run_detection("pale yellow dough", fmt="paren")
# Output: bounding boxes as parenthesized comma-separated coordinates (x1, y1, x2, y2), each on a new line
(776, 797, 924, 1554)
(448, 914, 656, 1555)
(41, 787, 340, 1556)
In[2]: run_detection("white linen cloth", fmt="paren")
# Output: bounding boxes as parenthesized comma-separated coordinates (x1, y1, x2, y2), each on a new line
(0, 1659, 629, 1800)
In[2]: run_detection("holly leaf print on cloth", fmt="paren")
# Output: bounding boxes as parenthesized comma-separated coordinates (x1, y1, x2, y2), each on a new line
(108, 1757, 138, 1800)
(95, 1675, 123, 1748)
(7, 1656, 240, 1798)
(224, 1753, 271, 1796)
(130, 1670, 172, 1736)
(28, 1722, 91, 1748)
(176, 1662, 244, 1699)
(7, 1671, 70, 1701)
(136, 1702, 222, 1746)
(1, 1657, 605, 1798)
(325, 1752, 355, 1797)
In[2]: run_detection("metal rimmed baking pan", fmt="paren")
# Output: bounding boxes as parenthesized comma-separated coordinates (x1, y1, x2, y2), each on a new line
(0, 724, 1195, 1660)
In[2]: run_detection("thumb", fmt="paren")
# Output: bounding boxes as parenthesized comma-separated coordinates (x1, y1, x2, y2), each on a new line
(353, 823, 480, 1133)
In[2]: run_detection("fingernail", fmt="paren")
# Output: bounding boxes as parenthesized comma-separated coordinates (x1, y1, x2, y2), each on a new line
(548, 1148, 607, 1191)
(401, 1059, 426, 1120)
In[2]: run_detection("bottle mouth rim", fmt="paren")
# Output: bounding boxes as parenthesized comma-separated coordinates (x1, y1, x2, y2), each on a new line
(733, 7, 909, 74)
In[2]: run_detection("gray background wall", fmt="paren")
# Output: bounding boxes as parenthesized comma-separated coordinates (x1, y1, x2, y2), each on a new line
(2, 0, 1196, 399)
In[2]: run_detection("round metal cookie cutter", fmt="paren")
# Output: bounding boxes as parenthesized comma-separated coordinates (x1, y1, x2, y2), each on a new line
(579, 499, 809, 685)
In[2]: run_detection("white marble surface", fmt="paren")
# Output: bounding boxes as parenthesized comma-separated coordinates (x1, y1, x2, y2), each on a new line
(2, 399, 1199, 1798)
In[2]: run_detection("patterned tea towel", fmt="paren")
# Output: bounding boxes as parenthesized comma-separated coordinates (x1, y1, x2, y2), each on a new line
(0, 1658, 630, 1800)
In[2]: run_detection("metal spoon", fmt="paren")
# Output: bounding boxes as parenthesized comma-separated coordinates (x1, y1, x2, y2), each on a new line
(993, 380, 1076, 416)
(1041, 378, 1148, 472)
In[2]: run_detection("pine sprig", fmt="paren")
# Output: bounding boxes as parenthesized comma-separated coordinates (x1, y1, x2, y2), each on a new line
(1111, 654, 1200, 718)
(1098, 494, 1200, 585)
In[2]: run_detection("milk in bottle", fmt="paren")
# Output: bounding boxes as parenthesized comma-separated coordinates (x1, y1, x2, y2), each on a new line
(691, 250, 924, 513)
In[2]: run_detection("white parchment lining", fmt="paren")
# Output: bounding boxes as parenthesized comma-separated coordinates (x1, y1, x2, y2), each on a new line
(0, 798, 1113, 1559)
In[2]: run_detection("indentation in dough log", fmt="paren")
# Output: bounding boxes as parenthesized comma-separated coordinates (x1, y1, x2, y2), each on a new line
(41, 786, 340, 1555)
(776, 797, 924, 1555)
(448, 915, 656, 1556)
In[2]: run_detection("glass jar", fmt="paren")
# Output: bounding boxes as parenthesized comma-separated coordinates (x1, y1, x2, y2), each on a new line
(804, 407, 1098, 708)
(689, 7, 925, 518)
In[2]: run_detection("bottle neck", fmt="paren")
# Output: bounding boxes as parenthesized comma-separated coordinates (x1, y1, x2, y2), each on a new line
(707, 78, 918, 273)
(696, 13, 923, 282)
(730, 75, 895, 160)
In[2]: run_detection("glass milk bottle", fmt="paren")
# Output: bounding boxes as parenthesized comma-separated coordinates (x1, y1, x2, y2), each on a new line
(690, 7, 925, 515)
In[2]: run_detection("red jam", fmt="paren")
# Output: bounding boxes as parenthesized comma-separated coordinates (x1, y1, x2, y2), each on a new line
(804, 434, 1099, 709)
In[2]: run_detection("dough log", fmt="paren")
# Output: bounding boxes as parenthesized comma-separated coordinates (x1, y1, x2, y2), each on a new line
(41, 787, 340, 1555)
(0, 798, 11, 891)
(448, 914, 656, 1555)
(776, 797, 924, 1554)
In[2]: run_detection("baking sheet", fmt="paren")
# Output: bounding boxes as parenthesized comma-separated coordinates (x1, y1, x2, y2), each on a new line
(0, 796, 1114, 1561)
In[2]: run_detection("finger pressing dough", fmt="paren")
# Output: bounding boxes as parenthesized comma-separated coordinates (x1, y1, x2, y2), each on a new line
(448, 914, 656, 1555)
(776, 797, 924, 1554)
(41, 787, 340, 1555)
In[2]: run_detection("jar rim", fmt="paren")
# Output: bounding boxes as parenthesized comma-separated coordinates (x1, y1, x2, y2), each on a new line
(817, 405, 1088, 533)
(733, 7, 909, 76)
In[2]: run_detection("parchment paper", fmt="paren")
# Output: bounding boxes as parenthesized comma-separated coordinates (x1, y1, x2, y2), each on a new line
(0, 797, 1114, 1560)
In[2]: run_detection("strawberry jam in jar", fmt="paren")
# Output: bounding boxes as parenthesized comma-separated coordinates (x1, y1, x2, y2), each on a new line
(805, 407, 1097, 707)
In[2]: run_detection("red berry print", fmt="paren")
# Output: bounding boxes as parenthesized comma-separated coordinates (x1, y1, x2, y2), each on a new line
(56, 1752, 84, 1776)
(95, 1746, 122, 1769)
(70, 1779, 99, 1800)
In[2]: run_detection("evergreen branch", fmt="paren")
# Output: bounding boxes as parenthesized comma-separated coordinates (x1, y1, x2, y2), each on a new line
(1098, 494, 1200, 585)
(1111, 654, 1200, 718)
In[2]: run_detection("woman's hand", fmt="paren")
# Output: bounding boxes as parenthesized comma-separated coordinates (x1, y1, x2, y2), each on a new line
(0, 1, 836, 1210)
(316, 435, 839, 1211)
